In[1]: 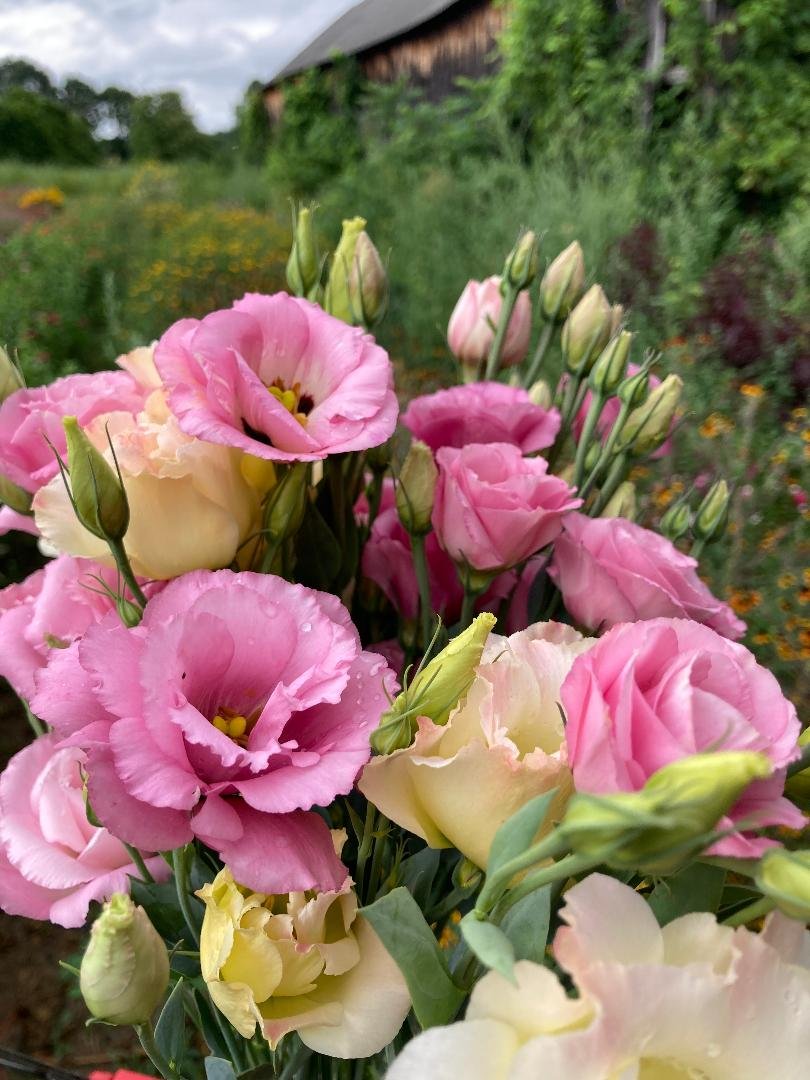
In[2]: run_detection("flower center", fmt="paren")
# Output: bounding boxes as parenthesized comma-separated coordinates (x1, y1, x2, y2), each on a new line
(267, 379, 314, 427)
(211, 706, 258, 745)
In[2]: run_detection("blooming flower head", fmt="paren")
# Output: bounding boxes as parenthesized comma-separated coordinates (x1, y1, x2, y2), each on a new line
(0, 736, 167, 928)
(0, 370, 144, 493)
(32, 570, 395, 894)
(198, 859, 410, 1057)
(549, 513, 746, 639)
(432, 442, 581, 573)
(388, 874, 810, 1079)
(154, 292, 398, 462)
(360, 622, 592, 868)
(562, 618, 804, 857)
(447, 277, 531, 369)
(402, 382, 560, 455)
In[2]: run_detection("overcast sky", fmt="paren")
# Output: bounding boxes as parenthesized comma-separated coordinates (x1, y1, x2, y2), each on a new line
(0, 0, 355, 131)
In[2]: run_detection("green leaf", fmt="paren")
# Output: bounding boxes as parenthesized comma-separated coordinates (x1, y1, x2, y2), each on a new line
(155, 978, 187, 1068)
(205, 1058, 237, 1080)
(459, 913, 516, 984)
(499, 885, 551, 964)
(237, 1066, 276, 1080)
(398, 846, 442, 911)
(194, 989, 230, 1058)
(296, 501, 342, 590)
(362, 886, 465, 1027)
(486, 789, 558, 879)
(649, 864, 727, 925)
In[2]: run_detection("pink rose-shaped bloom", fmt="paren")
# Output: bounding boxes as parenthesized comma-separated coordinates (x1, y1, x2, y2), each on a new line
(403, 382, 560, 454)
(0, 370, 144, 493)
(0, 735, 167, 928)
(0, 556, 133, 700)
(573, 365, 673, 459)
(562, 618, 804, 857)
(31, 570, 395, 894)
(361, 492, 514, 624)
(154, 293, 398, 462)
(447, 277, 531, 369)
(0, 507, 39, 537)
(432, 442, 581, 573)
(549, 513, 745, 639)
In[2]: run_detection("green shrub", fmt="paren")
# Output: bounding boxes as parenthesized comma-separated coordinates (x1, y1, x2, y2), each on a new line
(0, 88, 99, 164)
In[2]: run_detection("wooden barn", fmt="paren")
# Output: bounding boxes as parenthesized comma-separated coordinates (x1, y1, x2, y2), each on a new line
(263, 0, 506, 122)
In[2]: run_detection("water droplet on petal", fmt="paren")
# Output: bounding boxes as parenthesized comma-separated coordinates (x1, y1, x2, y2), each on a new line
(301, 622, 312, 633)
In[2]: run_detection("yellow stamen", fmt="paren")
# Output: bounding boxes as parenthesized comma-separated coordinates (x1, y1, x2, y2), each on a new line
(227, 715, 247, 739)
(212, 715, 229, 734)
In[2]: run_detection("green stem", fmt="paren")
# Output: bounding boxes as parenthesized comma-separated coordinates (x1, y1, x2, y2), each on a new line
(579, 400, 631, 499)
(523, 320, 554, 388)
(125, 843, 155, 884)
(475, 831, 569, 915)
(484, 284, 520, 381)
(494, 852, 597, 918)
(547, 372, 584, 470)
(135, 1020, 177, 1080)
(590, 452, 629, 516)
(23, 701, 46, 737)
(459, 587, 478, 631)
(722, 895, 776, 927)
(572, 391, 605, 490)
(172, 846, 200, 948)
(368, 813, 390, 900)
(411, 533, 434, 650)
(690, 537, 707, 562)
(355, 802, 376, 895)
(108, 538, 147, 608)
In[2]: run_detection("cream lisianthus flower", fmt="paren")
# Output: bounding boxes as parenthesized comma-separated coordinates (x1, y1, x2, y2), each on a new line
(388, 874, 810, 1080)
(33, 348, 262, 580)
(359, 622, 593, 869)
(197, 860, 410, 1058)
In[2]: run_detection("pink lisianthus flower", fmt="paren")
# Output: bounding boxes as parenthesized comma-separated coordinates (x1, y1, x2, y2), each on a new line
(360, 484, 514, 624)
(31, 570, 396, 894)
(153, 293, 398, 462)
(0, 556, 140, 701)
(432, 442, 581, 573)
(548, 512, 745, 639)
(0, 370, 144, 493)
(402, 382, 560, 454)
(447, 277, 531, 369)
(562, 618, 804, 857)
(0, 735, 167, 928)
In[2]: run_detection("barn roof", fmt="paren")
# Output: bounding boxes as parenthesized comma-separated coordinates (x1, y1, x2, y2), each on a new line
(272, 0, 463, 81)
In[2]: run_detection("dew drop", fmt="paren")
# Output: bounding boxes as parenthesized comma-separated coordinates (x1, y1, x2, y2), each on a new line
(301, 622, 312, 633)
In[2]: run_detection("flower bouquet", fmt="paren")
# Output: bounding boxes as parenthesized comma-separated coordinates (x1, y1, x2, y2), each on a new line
(1, 211, 808, 1080)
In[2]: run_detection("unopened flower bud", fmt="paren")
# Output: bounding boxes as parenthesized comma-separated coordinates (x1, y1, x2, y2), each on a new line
(601, 481, 637, 520)
(396, 440, 437, 535)
(286, 206, 320, 299)
(452, 856, 483, 891)
(324, 216, 366, 324)
(693, 479, 730, 544)
(0, 346, 24, 404)
(617, 369, 649, 408)
(370, 712, 417, 755)
(116, 596, 143, 628)
(539, 241, 585, 321)
(62, 417, 129, 541)
(617, 374, 683, 457)
(80, 894, 169, 1026)
(0, 472, 33, 515)
(659, 498, 692, 542)
(504, 230, 539, 291)
(527, 379, 553, 409)
(562, 751, 771, 875)
(609, 304, 625, 338)
(349, 231, 387, 328)
(367, 435, 394, 474)
(784, 728, 810, 810)
(263, 462, 309, 545)
(561, 285, 612, 375)
(590, 331, 633, 397)
(756, 848, 810, 922)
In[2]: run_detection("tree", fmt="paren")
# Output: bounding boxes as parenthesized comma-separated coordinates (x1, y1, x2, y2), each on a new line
(0, 58, 57, 99)
(0, 88, 99, 163)
(129, 92, 212, 161)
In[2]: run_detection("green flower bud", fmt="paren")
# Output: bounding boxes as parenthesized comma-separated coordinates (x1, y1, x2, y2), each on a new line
(561, 285, 612, 375)
(589, 331, 633, 397)
(693, 480, 731, 545)
(452, 856, 483, 891)
(395, 440, 437, 536)
(263, 462, 309, 545)
(348, 230, 388, 328)
(527, 379, 553, 410)
(609, 304, 625, 338)
(784, 728, 810, 810)
(366, 435, 394, 474)
(561, 751, 771, 875)
(539, 241, 585, 321)
(324, 216, 366, 324)
(659, 499, 693, 542)
(601, 481, 637, 520)
(504, 230, 539, 291)
(617, 369, 649, 408)
(286, 206, 320, 299)
(0, 472, 33, 515)
(0, 346, 24, 404)
(62, 417, 129, 541)
(757, 848, 810, 921)
(370, 712, 417, 755)
(616, 374, 683, 457)
(80, 893, 169, 1026)
(116, 596, 143, 628)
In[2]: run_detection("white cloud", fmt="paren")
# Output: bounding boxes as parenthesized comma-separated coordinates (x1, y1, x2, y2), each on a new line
(0, 0, 353, 131)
